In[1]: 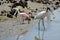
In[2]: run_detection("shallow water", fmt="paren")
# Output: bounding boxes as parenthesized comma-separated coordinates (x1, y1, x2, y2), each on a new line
(4, 8, 60, 40)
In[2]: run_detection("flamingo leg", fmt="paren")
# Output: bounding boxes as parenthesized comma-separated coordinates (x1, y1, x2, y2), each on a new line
(38, 19, 40, 39)
(42, 19, 45, 31)
(42, 19, 45, 40)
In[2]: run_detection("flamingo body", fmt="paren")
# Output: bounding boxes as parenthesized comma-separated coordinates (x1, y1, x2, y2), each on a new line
(19, 13, 29, 19)
(35, 11, 46, 19)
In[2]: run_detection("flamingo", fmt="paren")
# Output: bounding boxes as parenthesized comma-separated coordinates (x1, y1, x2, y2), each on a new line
(13, 8, 31, 24)
(34, 5, 55, 40)
(35, 10, 54, 30)
(34, 7, 54, 40)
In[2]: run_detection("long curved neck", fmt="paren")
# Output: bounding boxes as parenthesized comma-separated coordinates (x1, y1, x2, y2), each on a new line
(46, 6, 54, 15)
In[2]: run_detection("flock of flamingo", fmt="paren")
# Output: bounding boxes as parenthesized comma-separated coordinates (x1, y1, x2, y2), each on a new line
(12, 4, 55, 40)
